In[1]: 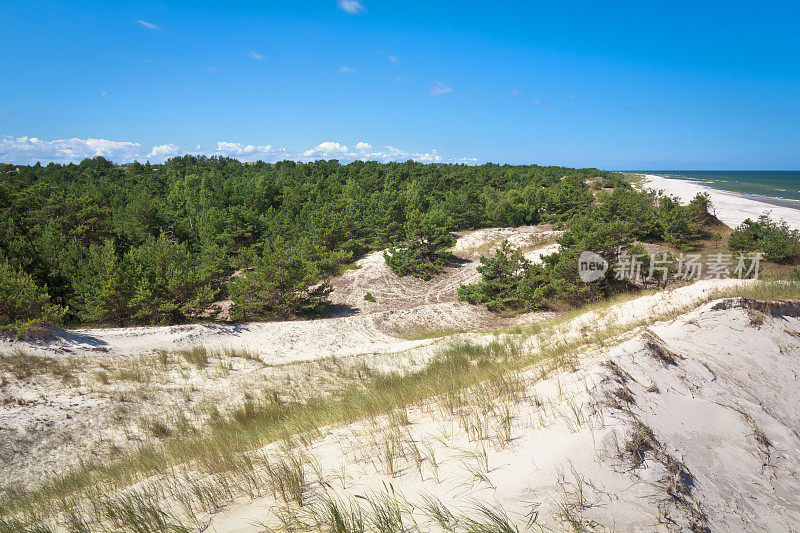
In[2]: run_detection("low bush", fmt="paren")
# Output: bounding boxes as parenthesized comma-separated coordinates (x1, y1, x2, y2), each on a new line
(0, 258, 65, 337)
(728, 214, 800, 264)
(384, 210, 455, 280)
(458, 241, 550, 312)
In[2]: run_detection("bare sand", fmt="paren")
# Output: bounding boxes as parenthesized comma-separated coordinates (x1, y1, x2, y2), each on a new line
(205, 295, 800, 531)
(644, 173, 800, 230)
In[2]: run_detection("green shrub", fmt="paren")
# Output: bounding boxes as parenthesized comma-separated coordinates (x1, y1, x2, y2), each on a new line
(0, 259, 66, 336)
(728, 214, 800, 264)
(363, 292, 376, 302)
(229, 238, 331, 321)
(458, 241, 550, 312)
(384, 210, 456, 280)
(541, 217, 636, 304)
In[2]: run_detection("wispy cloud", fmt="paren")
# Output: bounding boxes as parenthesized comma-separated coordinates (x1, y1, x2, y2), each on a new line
(337, 0, 365, 14)
(204, 66, 219, 74)
(387, 54, 398, 63)
(136, 19, 160, 31)
(100, 91, 109, 99)
(0, 135, 478, 165)
(249, 50, 263, 60)
(509, 89, 521, 97)
(429, 81, 453, 96)
(532, 98, 554, 109)
(338, 65, 356, 74)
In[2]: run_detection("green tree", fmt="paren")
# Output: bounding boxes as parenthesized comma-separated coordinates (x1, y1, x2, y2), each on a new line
(384, 209, 456, 280)
(543, 217, 635, 303)
(728, 214, 800, 263)
(127, 233, 216, 323)
(0, 258, 66, 336)
(78, 241, 130, 325)
(458, 241, 549, 312)
(229, 239, 331, 321)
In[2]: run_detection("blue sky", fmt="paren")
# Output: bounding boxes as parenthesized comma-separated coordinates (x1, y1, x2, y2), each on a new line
(1, 0, 798, 168)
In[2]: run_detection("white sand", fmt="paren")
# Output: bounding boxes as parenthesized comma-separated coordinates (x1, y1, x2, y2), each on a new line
(7, 278, 798, 531)
(205, 295, 800, 531)
(644, 173, 800, 230)
(5, 220, 799, 530)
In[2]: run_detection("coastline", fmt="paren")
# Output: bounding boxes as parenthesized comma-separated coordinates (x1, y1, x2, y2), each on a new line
(641, 173, 800, 230)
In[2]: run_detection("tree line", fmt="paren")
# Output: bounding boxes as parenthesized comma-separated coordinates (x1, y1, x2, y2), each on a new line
(0, 156, 707, 334)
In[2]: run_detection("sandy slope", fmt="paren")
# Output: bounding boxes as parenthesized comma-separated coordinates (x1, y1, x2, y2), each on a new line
(206, 296, 800, 532)
(328, 225, 560, 315)
(644, 173, 800, 230)
(4, 220, 799, 531)
(2, 227, 560, 365)
(0, 276, 747, 491)
(0, 227, 561, 488)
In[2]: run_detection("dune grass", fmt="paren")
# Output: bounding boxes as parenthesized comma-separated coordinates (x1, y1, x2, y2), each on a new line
(393, 326, 470, 341)
(3, 280, 799, 530)
(0, 349, 81, 381)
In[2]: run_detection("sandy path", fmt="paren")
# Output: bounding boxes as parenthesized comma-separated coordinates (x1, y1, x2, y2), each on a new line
(328, 225, 560, 315)
(5, 227, 561, 365)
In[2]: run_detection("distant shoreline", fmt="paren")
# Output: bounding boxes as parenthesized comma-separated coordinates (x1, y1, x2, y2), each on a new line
(643, 171, 800, 211)
(634, 173, 800, 230)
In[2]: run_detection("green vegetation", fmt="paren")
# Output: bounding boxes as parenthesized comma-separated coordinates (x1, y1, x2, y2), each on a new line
(0, 157, 634, 328)
(728, 213, 800, 264)
(0, 156, 720, 329)
(458, 241, 548, 312)
(0, 258, 65, 336)
(459, 189, 714, 312)
(384, 209, 455, 280)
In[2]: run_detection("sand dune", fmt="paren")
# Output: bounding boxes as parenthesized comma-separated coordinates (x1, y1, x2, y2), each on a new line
(2, 222, 798, 531)
(207, 296, 800, 531)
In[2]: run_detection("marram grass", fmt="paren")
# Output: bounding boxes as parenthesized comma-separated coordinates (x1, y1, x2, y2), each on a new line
(3, 280, 799, 531)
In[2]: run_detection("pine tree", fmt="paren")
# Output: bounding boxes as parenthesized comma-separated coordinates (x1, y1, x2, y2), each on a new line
(0, 258, 65, 336)
(81, 241, 130, 326)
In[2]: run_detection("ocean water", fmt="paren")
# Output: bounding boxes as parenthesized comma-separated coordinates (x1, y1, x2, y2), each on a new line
(632, 171, 800, 210)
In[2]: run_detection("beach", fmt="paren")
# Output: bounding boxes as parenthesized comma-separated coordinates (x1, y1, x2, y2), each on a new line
(643, 173, 800, 230)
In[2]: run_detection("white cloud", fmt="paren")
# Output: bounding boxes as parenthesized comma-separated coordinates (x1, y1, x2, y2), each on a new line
(249, 50, 263, 60)
(101, 91, 109, 99)
(149, 144, 180, 159)
(387, 55, 398, 63)
(215, 141, 288, 161)
(337, 0, 365, 14)
(509, 89, 521, 97)
(303, 141, 350, 157)
(0, 136, 144, 165)
(136, 20, 160, 30)
(0, 135, 478, 165)
(429, 81, 453, 96)
(338, 65, 356, 74)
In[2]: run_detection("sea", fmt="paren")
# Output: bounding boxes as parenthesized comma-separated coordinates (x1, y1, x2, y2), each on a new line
(629, 171, 800, 211)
